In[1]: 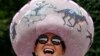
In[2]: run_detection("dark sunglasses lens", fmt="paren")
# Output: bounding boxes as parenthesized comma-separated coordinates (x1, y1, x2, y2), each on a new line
(38, 38, 47, 44)
(52, 39, 61, 45)
(38, 34, 48, 44)
(52, 35, 62, 45)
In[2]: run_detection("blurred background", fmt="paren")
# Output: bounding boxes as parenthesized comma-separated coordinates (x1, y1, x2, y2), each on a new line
(0, 0, 99, 56)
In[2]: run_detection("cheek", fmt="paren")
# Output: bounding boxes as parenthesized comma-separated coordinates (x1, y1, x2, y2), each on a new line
(34, 44, 44, 54)
(55, 45, 64, 55)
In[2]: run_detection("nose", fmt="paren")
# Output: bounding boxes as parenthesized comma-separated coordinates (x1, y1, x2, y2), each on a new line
(45, 39, 53, 46)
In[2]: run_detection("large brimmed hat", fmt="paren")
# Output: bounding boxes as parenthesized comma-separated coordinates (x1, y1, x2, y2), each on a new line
(10, 0, 94, 56)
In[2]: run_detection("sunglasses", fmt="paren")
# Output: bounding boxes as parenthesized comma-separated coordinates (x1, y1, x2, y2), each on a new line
(37, 34, 62, 45)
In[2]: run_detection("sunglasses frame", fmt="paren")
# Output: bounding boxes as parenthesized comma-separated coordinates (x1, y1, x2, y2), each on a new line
(37, 34, 63, 45)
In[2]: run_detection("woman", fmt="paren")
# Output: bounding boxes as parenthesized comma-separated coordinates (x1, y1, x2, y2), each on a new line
(10, 0, 94, 56)
(33, 32, 66, 56)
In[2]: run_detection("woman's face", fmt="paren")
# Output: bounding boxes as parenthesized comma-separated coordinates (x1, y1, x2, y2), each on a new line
(34, 33, 65, 56)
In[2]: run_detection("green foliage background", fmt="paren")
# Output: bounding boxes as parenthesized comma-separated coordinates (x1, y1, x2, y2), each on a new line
(0, 0, 99, 56)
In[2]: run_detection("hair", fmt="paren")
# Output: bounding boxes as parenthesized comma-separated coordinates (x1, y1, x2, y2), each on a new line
(61, 41, 66, 51)
(32, 52, 36, 56)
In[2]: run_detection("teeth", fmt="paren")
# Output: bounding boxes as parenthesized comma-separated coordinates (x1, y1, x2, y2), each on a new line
(45, 49, 53, 52)
(44, 48, 54, 54)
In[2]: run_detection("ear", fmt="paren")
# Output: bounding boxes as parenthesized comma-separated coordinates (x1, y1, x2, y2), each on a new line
(62, 49, 65, 55)
(34, 45, 38, 56)
(34, 45, 36, 51)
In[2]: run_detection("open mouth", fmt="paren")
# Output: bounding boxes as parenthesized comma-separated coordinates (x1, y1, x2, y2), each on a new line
(43, 48, 54, 54)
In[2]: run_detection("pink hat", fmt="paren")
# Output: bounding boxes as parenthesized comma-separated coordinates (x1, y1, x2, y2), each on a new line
(10, 0, 94, 56)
